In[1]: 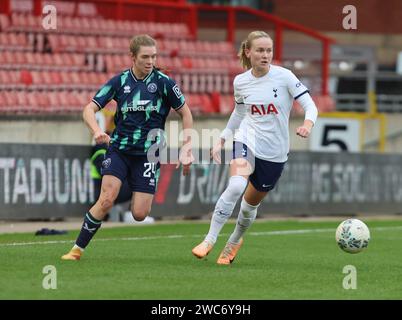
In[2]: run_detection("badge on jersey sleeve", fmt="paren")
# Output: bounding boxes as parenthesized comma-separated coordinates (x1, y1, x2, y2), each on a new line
(172, 84, 183, 99)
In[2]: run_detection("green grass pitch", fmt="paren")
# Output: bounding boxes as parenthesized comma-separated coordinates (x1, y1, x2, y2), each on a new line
(1, 219, 402, 299)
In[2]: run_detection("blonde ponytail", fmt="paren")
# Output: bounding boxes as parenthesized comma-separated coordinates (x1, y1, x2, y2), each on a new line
(238, 40, 251, 70)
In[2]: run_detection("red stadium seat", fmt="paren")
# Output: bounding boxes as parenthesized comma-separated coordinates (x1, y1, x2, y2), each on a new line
(88, 16, 101, 31)
(0, 91, 6, 111)
(15, 51, 27, 65)
(33, 91, 50, 108)
(66, 91, 81, 111)
(49, 71, 62, 85)
(292, 95, 335, 115)
(4, 91, 18, 107)
(24, 52, 35, 65)
(16, 91, 29, 107)
(185, 94, 202, 114)
(218, 94, 235, 115)
(47, 91, 61, 111)
(0, 71, 7, 84)
(29, 70, 43, 85)
(200, 94, 216, 113)
(87, 72, 99, 85)
(75, 91, 90, 106)
(69, 71, 81, 85)
(20, 70, 32, 85)
(77, 2, 97, 17)
(182, 58, 192, 69)
(186, 94, 216, 115)
(59, 72, 71, 86)
(0, 14, 10, 30)
(313, 95, 335, 112)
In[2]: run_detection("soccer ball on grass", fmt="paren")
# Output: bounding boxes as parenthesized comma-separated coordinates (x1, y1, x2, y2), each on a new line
(335, 219, 370, 254)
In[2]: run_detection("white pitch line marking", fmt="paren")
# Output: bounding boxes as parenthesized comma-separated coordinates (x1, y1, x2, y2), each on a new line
(1, 226, 402, 247)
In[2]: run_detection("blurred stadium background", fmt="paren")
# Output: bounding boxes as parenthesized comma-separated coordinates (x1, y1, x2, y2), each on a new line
(0, 0, 402, 224)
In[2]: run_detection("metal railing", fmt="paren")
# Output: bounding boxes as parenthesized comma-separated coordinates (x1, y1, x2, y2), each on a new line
(376, 95, 402, 112)
(333, 93, 402, 112)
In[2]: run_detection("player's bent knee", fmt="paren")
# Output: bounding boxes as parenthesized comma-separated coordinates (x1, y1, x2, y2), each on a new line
(133, 214, 145, 222)
(226, 176, 248, 198)
(132, 208, 150, 221)
(227, 185, 244, 199)
(132, 213, 146, 221)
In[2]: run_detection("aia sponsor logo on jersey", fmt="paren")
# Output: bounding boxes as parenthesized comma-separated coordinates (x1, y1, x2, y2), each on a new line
(251, 104, 279, 115)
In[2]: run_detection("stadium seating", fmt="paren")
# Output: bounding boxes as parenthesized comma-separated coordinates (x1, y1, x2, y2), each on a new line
(218, 94, 235, 114)
(0, 8, 332, 115)
(172, 72, 232, 95)
(0, 89, 95, 114)
(8, 12, 191, 39)
(292, 94, 335, 115)
(0, 9, 243, 115)
(185, 94, 217, 115)
(0, 31, 32, 51)
(0, 51, 88, 71)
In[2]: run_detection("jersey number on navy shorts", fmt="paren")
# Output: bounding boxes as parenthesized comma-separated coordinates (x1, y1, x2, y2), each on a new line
(143, 163, 156, 178)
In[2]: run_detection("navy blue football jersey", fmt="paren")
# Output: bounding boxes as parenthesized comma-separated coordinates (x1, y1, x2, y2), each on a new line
(92, 68, 185, 155)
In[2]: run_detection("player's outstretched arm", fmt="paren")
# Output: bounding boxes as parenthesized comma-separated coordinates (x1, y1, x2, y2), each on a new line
(83, 101, 110, 145)
(175, 103, 194, 176)
(295, 92, 318, 139)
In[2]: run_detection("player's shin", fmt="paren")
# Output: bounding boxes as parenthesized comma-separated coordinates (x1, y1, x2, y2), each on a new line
(204, 176, 248, 244)
(228, 198, 259, 244)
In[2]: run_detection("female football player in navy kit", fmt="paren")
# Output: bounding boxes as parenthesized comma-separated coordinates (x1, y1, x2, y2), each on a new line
(62, 34, 194, 260)
(192, 30, 318, 265)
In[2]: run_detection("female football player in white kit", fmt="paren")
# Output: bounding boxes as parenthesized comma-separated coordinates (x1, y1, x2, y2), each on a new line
(192, 30, 318, 265)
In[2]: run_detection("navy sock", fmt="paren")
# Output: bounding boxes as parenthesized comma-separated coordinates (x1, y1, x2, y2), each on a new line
(75, 212, 102, 249)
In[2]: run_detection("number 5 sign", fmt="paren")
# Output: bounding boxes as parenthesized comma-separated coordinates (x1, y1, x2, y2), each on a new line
(310, 118, 361, 152)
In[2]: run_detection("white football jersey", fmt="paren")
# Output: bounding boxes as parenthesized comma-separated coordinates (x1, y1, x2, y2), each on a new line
(233, 64, 315, 162)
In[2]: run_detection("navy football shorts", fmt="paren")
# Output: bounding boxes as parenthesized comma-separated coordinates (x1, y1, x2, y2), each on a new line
(232, 141, 286, 192)
(101, 146, 160, 195)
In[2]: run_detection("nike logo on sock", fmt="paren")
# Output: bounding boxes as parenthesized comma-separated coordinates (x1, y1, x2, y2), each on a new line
(83, 223, 97, 233)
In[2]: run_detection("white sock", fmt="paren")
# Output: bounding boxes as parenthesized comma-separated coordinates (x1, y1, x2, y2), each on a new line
(204, 176, 248, 244)
(73, 244, 84, 252)
(228, 197, 259, 244)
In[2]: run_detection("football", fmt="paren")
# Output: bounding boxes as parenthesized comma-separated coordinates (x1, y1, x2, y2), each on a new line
(335, 219, 370, 254)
